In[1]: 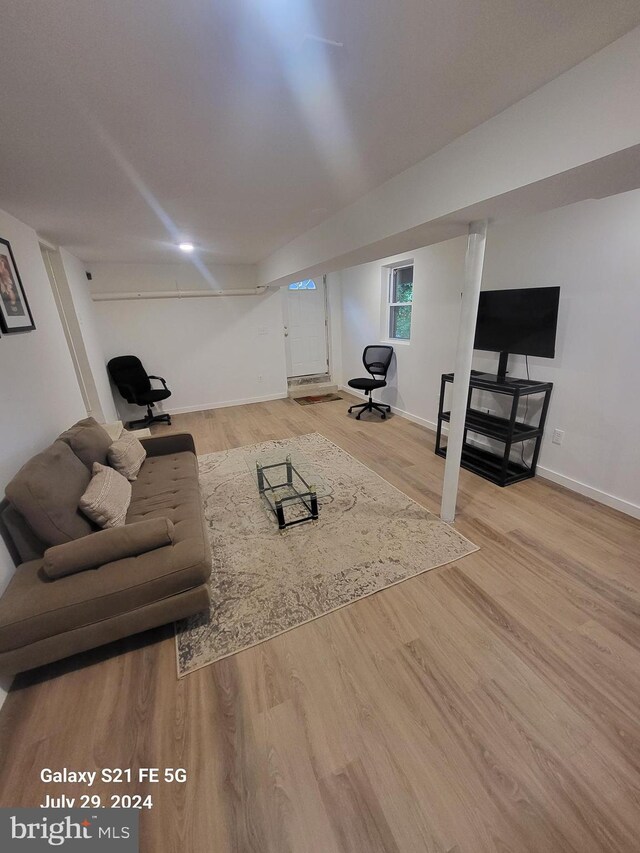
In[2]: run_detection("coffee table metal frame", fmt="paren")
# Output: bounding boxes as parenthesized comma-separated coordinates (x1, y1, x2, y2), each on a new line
(256, 454, 319, 529)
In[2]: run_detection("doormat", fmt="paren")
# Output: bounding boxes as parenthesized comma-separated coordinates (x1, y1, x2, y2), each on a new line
(294, 393, 343, 405)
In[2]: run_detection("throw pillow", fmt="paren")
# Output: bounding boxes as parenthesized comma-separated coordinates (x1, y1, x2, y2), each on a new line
(43, 518, 174, 578)
(108, 433, 147, 481)
(58, 417, 113, 471)
(79, 462, 131, 529)
(6, 441, 94, 545)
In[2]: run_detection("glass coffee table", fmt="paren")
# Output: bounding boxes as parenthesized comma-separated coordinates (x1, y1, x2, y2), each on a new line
(244, 447, 331, 529)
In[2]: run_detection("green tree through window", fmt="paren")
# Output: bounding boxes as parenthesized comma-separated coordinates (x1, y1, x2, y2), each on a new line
(389, 265, 413, 340)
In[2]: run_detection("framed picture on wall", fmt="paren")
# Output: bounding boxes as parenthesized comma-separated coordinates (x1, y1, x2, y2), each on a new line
(0, 237, 35, 333)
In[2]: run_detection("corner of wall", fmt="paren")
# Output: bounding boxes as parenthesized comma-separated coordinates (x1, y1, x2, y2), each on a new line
(58, 248, 119, 423)
(326, 272, 343, 386)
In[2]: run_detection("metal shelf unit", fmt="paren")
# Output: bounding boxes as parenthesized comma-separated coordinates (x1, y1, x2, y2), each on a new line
(435, 371, 553, 486)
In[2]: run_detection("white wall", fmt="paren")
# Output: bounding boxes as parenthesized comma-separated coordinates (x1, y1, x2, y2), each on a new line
(89, 263, 287, 417)
(340, 239, 465, 428)
(60, 249, 118, 423)
(91, 261, 258, 294)
(339, 189, 640, 517)
(0, 208, 87, 704)
(476, 191, 640, 515)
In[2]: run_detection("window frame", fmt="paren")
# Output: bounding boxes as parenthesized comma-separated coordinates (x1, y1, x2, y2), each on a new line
(386, 263, 414, 342)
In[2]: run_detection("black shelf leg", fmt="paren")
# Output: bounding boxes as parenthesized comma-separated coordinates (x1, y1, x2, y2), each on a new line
(530, 386, 553, 474)
(499, 391, 520, 484)
(462, 384, 472, 449)
(435, 375, 446, 453)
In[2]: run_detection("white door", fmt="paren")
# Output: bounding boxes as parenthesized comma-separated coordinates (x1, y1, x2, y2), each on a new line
(283, 278, 329, 378)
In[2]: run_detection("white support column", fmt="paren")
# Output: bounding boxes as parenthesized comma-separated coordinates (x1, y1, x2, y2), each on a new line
(440, 220, 488, 523)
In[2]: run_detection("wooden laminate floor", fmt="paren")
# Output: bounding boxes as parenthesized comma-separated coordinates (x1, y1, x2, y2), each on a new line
(1, 395, 639, 852)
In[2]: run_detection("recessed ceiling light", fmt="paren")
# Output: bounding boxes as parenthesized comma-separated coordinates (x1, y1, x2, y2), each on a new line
(179, 242, 194, 253)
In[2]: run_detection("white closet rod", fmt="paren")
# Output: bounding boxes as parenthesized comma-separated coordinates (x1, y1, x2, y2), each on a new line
(92, 287, 268, 302)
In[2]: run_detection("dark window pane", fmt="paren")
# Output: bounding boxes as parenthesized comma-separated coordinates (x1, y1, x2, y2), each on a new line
(390, 305, 412, 339)
(398, 266, 413, 286)
(392, 267, 413, 303)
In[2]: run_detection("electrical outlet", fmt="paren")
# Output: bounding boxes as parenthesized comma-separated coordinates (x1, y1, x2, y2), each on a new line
(552, 428, 564, 446)
(257, 374, 263, 383)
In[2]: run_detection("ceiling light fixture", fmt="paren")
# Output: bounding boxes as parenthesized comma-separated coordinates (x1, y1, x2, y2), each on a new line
(179, 242, 194, 253)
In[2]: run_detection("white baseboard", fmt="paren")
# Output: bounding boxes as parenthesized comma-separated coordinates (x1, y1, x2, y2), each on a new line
(341, 387, 638, 519)
(536, 467, 640, 519)
(392, 407, 438, 433)
(166, 392, 288, 416)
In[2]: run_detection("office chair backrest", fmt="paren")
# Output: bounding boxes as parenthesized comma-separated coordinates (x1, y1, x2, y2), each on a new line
(107, 355, 151, 404)
(363, 345, 393, 378)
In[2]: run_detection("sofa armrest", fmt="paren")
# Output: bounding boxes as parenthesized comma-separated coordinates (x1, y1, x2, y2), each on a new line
(43, 518, 175, 579)
(140, 433, 196, 458)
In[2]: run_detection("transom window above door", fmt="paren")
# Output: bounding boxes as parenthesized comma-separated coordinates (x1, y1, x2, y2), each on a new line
(288, 279, 317, 290)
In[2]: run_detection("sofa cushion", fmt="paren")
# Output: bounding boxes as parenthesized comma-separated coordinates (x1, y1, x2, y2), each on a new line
(43, 518, 175, 578)
(79, 462, 132, 529)
(5, 441, 94, 546)
(127, 451, 208, 573)
(0, 535, 210, 653)
(58, 417, 113, 471)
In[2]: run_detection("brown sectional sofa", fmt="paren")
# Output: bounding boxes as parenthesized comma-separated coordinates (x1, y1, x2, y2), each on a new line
(0, 422, 211, 677)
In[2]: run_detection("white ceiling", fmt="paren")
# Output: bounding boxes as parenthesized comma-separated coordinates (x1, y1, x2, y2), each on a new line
(1, 0, 639, 264)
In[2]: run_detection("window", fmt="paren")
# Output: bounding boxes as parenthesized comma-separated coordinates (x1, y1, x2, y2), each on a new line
(387, 264, 413, 340)
(288, 279, 317, 290)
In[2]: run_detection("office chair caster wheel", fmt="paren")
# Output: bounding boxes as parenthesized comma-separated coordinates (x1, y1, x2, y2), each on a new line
(381, 414, 386, 419)
(356, 413, 361, 420)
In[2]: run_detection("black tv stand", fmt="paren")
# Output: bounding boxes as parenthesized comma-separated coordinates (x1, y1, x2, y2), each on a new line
(497, 351, 509, 379)
(435, 371, 553, 486)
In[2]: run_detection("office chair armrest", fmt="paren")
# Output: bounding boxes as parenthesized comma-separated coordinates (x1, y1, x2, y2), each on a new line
(148, 375, 168, 389)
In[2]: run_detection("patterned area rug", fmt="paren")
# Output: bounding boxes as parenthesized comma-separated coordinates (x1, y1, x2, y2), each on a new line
(175, 433, 478, 676)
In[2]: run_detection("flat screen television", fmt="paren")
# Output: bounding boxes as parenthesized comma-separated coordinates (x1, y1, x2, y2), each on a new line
(474, 286, 560, 378)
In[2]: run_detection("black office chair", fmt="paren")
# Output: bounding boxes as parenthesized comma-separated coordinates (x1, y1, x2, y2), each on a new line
(107, 355, 172, 428)
(347, 345, 394, 420)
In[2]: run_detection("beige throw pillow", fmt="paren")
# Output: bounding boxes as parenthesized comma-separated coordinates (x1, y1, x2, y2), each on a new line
(108, 433, 147, 481)
(79, 462, 131, 529)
